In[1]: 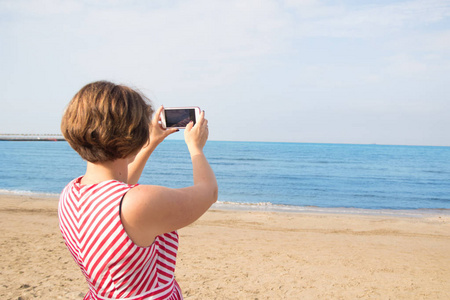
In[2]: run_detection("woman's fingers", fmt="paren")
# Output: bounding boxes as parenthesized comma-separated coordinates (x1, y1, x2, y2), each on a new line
(152, 105, 164, 126)
(148, 106, 180, 146)
(185, 120, 194, 132)
(184, 110, 209, 154)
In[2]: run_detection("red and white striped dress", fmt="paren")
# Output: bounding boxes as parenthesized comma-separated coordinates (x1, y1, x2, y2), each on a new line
(58, 177, 183, 300)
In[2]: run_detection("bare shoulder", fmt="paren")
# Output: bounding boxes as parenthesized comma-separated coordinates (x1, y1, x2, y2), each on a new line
(121, 183, 215, 246)
(120, 185, 173, 246)
(124, 184, 166, 206)
(121, 185, 170, 222)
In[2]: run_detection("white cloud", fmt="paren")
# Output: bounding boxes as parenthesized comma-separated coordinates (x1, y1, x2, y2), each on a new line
(0, 0, 82, 15)
(385, 54, 430, 76)
(59, 0, 293, 92)
(284, 0, 450, 38)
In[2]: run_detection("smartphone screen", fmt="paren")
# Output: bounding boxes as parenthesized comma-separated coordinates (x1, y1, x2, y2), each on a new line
(164, 108, 197, 128)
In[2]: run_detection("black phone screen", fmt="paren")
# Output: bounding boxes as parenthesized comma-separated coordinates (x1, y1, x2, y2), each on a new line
(165, 109, 196, 128)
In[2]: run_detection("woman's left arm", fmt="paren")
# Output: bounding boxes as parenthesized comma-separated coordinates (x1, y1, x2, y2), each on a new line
(127, 106, 178, 185)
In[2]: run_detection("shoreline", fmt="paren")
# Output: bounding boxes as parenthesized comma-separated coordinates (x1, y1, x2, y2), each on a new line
(1, 193, 449, 299)
(1, 191, 449, 218)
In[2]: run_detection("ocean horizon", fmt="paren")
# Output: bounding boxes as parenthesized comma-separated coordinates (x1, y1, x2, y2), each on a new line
(1, 140, 449, 215)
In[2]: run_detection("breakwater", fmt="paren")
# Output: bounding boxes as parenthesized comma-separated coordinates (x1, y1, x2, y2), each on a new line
(0, 134, 65, 141)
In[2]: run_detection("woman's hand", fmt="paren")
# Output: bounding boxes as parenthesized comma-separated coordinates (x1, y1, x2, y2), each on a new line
(127, 106, 178, 184)
(184, 110, 208, 156)
(149, 106, 179, 147)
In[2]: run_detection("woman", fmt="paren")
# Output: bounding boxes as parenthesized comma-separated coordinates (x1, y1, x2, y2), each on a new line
(58, 81, 218, 299)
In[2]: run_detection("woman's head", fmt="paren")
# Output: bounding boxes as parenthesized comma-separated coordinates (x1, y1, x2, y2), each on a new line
(61, 81, 153, 162)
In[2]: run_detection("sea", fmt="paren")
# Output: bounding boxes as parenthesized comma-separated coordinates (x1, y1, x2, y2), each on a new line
(1, 140, 449, 215)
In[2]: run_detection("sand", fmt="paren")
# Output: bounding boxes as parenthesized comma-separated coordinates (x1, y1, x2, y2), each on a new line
(1, 195, 449, 300)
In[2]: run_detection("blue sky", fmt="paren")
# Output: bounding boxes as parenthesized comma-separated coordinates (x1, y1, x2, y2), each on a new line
(1, 0, 449, 146)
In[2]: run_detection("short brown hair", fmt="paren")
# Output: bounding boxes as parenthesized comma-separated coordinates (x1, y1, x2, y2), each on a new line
(61, 81, 153, 162)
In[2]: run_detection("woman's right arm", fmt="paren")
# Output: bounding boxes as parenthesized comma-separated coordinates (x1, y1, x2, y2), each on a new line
(121, 111, 218, 247)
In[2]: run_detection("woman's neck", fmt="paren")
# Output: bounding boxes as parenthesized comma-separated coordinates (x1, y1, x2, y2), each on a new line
(81, 158, 129, 185)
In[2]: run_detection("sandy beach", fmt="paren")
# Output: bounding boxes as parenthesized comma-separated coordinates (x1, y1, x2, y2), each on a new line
(1, 195, 449, 299)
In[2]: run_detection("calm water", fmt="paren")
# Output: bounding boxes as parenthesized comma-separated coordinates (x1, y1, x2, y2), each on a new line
(0, 140, 449, 211)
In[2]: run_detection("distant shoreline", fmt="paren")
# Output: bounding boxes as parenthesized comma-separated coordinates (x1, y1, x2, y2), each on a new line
(0, 134, 65, 141)
(0, 137, 65, 141)
(1, 136, 449, 147)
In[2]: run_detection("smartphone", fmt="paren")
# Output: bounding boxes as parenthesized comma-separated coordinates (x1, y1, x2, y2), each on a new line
(161, 107, 201, 129)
